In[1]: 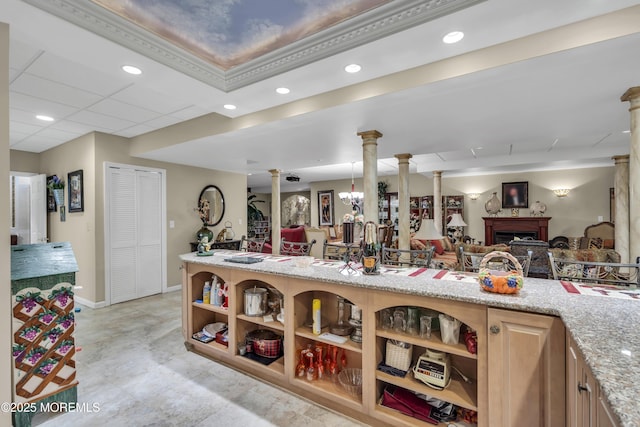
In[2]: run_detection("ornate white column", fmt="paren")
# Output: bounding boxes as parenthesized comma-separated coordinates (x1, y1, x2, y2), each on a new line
(395, 154, 412, 253)
(269, 169, 281, 255)
(621, 87, 640, 262)
(613, 155, 630, 263)
(358, 130, 383, 224)
(433, 171, 443, 234)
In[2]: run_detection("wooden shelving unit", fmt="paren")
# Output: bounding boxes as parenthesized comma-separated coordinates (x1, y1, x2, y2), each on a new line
(182, 262, 488, 426)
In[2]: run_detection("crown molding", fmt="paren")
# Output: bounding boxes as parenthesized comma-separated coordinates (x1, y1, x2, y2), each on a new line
(23, 0, 485, 92)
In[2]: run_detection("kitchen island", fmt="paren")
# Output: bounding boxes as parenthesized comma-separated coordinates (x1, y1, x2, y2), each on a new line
(180, 251, 639, 427)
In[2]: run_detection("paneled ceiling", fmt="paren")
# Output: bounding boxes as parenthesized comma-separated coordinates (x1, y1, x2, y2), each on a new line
(3, 0, 640, 193)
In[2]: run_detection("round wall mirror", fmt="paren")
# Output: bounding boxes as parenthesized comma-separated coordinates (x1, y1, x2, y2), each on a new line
(198, 185, 225, 226)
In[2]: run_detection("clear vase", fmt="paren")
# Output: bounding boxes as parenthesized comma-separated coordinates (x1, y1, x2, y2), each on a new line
(485, 192, 501, 216)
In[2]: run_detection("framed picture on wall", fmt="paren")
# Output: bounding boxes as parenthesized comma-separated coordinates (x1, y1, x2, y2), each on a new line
(68, 169, 84, 213)
(46, 175, 56, 212)
(502, 181, 528, 209)
(318, 190, 335, 226)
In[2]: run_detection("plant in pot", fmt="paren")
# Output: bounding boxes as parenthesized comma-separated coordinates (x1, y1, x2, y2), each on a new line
(194, 198, 214, 242)
(47, 175, 65, 206)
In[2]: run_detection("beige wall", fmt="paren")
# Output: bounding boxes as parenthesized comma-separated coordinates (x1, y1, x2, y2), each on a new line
(39, 133, 97, 302)
(1, 22, 12, 425)
(309, 167, 614, 241)
(10, 149, 40, 173)
(18, 132, 246, 304)
(93, 133, 247, 301)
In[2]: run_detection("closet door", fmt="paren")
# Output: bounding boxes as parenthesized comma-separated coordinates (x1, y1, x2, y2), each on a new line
(106, 166, 164, 304)
(108, 168, 138, 304)
(136, 170, 162, 298)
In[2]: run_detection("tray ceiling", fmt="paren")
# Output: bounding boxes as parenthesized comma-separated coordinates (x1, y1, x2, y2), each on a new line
(24, 0, 485, 91)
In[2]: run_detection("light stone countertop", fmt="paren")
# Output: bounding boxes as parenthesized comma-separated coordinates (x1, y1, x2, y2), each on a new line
(180, 252, 640, 427)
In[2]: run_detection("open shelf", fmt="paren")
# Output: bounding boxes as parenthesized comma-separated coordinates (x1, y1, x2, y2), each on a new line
(190, 338, 229, 354)
(291, 376, 363, 409)
(237, 313, 284, 332)
(295, 327, 362, 353)
(193, 301, 229, 315)
(376, 328, 476, 360)
(235, 354, 285, 376)
(374, 403, 452, 427)
(376, 370, 477, 411)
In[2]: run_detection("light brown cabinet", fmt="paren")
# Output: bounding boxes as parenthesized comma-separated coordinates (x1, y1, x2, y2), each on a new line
(183, 260, 602, 426)
(566, 335, 619, 427)
(487, 308, 566, 427)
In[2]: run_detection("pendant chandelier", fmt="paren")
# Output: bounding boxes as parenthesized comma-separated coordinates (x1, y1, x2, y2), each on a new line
(339, 162, 364, 207)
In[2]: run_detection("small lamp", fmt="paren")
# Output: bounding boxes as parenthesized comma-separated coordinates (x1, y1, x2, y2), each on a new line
(447, 213, 467, 243)
(553, 189, 570, 197)
(413, 218, 443, 241)
(468, 193, 480, 200)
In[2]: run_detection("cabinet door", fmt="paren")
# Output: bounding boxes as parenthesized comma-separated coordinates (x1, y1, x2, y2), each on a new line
(566, 336, 582, 427)
(487, 308, 566, 427)
(581, 366, 597, 427)
(596, 388, 619, 427)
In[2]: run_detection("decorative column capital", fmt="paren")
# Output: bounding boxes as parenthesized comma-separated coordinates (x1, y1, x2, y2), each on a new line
(621, 87, 640, 111)
(394, 153, 412, 164)
(357, 130, 383, 144)
(613, 155, 630, 165)
(268, 169, 281, 176)
(433, 170, 442, 178)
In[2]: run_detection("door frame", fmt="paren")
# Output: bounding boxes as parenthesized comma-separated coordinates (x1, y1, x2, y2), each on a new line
(103, 162, 167, 306)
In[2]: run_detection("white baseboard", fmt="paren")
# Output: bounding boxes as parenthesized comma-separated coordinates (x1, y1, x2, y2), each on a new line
(75, 295, 107, 309)
(165, 284, 181, 293)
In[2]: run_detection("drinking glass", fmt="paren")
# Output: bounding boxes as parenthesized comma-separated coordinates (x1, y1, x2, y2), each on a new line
(420, 315, 433, 339)
(393, 309, 406, 333)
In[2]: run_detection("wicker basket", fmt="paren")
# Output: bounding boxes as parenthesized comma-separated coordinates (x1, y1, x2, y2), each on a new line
(478, 251, 524, 294)
(385, 339, 412, 371)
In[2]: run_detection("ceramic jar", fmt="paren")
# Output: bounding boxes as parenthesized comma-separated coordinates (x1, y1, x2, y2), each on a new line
(530, 200, 547, 217)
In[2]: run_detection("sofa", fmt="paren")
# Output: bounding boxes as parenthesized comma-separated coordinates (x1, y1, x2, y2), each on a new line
(409, 236, 460, 270)
(262, 225, 308, 253)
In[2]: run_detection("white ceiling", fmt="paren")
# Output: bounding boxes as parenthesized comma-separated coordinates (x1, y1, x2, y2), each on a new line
(3, 0, 640, 193)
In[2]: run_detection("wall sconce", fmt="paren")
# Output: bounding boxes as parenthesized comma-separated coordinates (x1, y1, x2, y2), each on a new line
(468, 193, 480, 200)
(553, 189, 570, 198)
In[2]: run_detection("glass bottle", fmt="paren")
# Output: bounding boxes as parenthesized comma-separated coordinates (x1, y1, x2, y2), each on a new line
(362, 221, 379, 274)
(306, 352, 315, 381)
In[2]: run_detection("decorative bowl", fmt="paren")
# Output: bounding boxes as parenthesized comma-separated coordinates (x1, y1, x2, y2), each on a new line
(338, 368, 363, 396)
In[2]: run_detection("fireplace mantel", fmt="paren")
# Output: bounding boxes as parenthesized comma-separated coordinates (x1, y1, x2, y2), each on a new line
(483, 217, 551, 245)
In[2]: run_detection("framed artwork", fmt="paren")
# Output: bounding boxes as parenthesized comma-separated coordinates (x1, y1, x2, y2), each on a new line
(318, 190, 335, 226)
(46, 175, 57, 212)
(502, 181, 528, 209)
(68, 169, 84, 213)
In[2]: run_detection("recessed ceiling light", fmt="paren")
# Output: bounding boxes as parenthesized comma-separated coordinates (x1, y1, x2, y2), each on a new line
(36, 115, 54, 122)
(622, 130, 631, 134)
(276, 87, 290, 94)
(122, 65, 142, 75)
(443, 31, 464, 44)
(223, 104, 237, 110)
(344, 64, 362, 73)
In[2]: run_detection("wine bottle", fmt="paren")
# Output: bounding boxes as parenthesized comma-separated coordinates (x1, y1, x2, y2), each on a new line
(362, 221, 378, 274)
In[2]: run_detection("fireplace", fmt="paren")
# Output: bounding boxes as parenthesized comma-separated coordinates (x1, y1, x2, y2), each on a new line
(494, 231, 538, 245)
(483, 217, 551, 246)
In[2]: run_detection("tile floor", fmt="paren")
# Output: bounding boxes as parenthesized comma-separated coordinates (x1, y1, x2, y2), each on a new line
(32, 291, 364, 427)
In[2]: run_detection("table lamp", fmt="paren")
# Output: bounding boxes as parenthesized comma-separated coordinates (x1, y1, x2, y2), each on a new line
(413, 218, 443, 241)
(447, 213, 467, 243)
